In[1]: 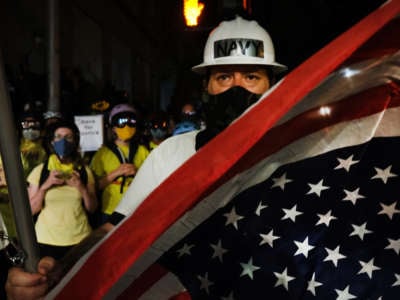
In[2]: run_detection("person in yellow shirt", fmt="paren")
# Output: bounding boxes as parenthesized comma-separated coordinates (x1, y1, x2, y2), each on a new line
(19, 111, 47, 179)
(27, 120, 98, 259)
(90, 103, 149, 224)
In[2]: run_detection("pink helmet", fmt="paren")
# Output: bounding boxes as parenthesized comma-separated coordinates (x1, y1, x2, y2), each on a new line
(108, 104, 136, 124)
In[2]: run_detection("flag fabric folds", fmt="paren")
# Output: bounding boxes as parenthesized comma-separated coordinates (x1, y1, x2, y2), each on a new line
(50, 1, 400, 299)
(158, 86, 400, 299)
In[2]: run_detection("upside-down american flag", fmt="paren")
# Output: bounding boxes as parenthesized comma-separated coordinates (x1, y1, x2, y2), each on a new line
(49, 1, 400, 299)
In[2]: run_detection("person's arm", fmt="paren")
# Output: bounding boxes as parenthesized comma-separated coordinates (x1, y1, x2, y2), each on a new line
(65, 170, 98, 213)
(5, 222, 114, 300)
(5, 256, 57, 300)
(97, 163, 137, 190)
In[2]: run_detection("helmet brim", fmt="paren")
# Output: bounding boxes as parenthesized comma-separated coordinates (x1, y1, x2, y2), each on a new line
(191, 61, 288, 75)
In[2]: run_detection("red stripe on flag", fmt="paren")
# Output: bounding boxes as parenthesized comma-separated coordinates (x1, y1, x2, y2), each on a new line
(117, 264, 168, 299)
(112, 83, 400, 300)
(54, 1, 400, 299)
(203, 83, 400, 201)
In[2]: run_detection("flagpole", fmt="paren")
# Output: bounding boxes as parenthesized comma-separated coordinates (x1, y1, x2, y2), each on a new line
(0, 50, 40, 272)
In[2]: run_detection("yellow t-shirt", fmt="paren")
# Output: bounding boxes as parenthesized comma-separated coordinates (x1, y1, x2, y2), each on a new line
(90, 144, 149, 214)
(20, 138, 47, 179)
(149, 140, 159, 151)
(28, 155, 95, 246)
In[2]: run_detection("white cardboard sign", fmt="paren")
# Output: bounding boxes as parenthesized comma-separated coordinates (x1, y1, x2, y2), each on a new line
(74, 115, 104, 152)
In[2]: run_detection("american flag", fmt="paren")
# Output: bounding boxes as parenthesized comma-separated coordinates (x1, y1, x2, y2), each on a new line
(116, 68, 400, 300)
(49, 2, 400, 299)
(159, 120, 400, 300)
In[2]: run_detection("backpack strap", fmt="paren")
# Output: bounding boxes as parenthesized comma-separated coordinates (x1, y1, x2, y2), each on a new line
(38, 158, 50, 187)
(105, 140, 139, 193)
(76, 165, 88, 186)
(105, 142, 125, 164)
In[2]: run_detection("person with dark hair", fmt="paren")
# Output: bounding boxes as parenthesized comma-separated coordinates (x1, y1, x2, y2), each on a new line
(27, 119, 98, 259)
(5, 16, 286, 298)
(90, 103, 149, 224)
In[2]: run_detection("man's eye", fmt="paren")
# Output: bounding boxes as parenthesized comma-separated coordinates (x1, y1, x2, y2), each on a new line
(246, 74, 259, 80)
(217, 74, 231, 81)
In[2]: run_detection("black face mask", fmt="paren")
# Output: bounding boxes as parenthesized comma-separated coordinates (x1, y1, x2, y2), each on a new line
(195, 86, 262, 150)
(205, 86, 262, 131)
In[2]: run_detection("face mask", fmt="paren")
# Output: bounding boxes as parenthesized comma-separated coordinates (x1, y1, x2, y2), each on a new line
(206, 86, 261, 130)
(150, 128, 168, 141)
(22, 129, 41, 141)
(115, 126, 136, 141)
(173, 121, 198, 136)
(53, 138, 75, 158)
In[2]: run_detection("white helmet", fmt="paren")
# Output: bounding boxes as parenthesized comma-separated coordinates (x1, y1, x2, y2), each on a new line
(192, 16, 287, 74)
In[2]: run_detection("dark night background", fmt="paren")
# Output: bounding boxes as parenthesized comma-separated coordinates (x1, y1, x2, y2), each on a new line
(172, 0, 387, 111)
(0, 0, 388, 117)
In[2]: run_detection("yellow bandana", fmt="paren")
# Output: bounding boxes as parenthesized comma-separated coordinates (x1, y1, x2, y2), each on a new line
(47, 154, 74, 177)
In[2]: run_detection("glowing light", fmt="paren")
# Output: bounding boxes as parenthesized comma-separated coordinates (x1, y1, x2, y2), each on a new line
(341, 67, 361, 78)
(184, 0, 204, 27)
(319, 106, 331, 116)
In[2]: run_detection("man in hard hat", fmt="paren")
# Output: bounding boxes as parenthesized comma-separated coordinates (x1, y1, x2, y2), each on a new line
(6, 16, 286, 299)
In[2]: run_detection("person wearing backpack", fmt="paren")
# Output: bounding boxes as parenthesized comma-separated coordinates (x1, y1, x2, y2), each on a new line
(27, 120, 98, 260)
(90, 103, 150, 225)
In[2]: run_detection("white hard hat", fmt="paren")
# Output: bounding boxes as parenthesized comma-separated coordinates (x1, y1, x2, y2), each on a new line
(192, 16, 287, 75)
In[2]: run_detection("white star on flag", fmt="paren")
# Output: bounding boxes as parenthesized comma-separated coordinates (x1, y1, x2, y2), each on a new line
(282, 204, 303, 222)
(197, 272, 213, 294)
(342, 187, 365, 205)
(371, 165, 397, 183)
(255, 201, 268, 216)
(335, 285, 356, 300)
(177, 243, 194, 257)
(306, 179, 330, 197)
(392, 274, 400, 287)
(358, 258, 381, 278)
(210, 240, 228, 262)
(324, 245, 346, 267)
(273, 267, 295, 290)
(335, 154, 359, 172)
(307, 272, 322, 296)
(223, 207, 244, 229)
(316, 209, 337, 226)
(350, 222, 372, 240)
(378, 202, 400, 220)
(385, 238, 400, 254)
(294, 237, 315, 258)
(259, 229, 279, 247)
(271, 172, 293, 190)
(240, 257, 260, 279)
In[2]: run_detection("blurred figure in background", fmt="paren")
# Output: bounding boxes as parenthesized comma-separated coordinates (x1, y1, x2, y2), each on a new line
(0, 212, 12, 300)
(90, 104, 149, 224)
(172, 102, 203, 136)
(145, 111, 171, 151)
(19, 110, 47, 179)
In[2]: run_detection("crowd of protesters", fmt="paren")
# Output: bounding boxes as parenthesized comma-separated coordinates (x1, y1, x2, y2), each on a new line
(0, 59, 205, 298)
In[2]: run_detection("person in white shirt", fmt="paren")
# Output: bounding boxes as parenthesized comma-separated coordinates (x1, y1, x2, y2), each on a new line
(6, 16, 286, 300)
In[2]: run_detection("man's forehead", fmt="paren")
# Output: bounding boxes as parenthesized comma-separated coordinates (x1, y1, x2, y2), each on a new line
(209, 65, 268, 74)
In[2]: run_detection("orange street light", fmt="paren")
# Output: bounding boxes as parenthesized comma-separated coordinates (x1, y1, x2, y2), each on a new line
(183, 0, 204, 27)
